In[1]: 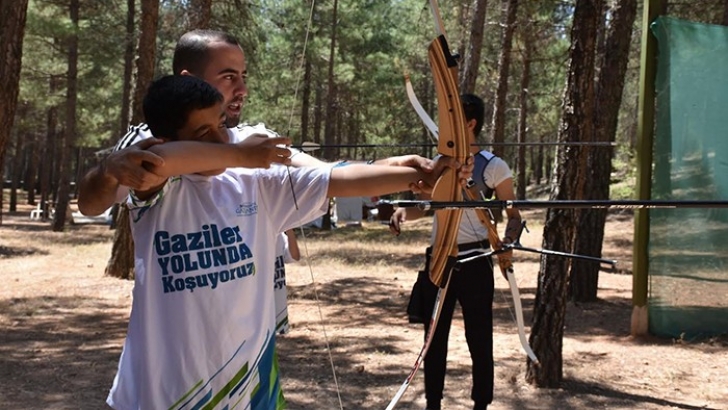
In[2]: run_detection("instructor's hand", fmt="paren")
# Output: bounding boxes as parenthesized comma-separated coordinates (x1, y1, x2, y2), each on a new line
(407, 155, 474, 194)
(105, 137, 166, 191)
(236, 133, 292, 168)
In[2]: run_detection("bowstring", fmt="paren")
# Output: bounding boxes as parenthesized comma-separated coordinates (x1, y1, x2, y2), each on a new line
(284, 0, 344, 407)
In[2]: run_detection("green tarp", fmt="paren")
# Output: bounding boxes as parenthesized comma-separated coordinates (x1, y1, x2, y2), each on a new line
(648, 17, 728, 339)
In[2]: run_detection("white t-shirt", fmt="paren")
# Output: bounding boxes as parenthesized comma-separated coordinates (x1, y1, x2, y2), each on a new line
(430, 151, 513, 249)
(274, 233, 293, 335)
(107, 165, 329, 410)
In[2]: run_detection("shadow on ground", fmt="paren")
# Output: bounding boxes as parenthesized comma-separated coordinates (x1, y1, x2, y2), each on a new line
(0, 296, 127, 410)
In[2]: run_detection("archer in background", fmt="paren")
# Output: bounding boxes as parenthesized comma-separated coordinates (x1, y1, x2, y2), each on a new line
(389, 94, 521, 410)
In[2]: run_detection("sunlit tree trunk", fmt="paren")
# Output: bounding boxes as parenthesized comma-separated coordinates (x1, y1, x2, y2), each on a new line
(489, 0, 518, 159)
(526, 0, 602, 387)
(52, 0, 80, 232)
(0, 0, 29, 225)
(569, 0, 637, 302)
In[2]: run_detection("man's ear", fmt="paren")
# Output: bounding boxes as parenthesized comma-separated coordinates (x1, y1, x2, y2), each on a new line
(179, 69, 191, 77)
(467, 118, 477, 133)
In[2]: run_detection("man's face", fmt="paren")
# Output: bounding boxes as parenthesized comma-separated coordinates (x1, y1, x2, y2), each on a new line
(177, 102, 228, 176)
(198, 41, 248, 128)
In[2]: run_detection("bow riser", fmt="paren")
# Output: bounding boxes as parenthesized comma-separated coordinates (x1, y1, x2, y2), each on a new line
(427, 35, 470, 288)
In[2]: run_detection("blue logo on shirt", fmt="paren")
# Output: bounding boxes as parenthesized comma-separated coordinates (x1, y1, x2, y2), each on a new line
(236, 203, 258, 216)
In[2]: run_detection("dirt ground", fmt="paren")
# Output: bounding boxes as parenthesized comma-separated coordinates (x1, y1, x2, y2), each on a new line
(1, 203, 726, 410)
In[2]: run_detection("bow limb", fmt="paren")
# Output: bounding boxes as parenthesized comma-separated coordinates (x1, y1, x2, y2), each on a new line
(463, 187, 539, 365)
(505, 269, 540, 364)
(405, 74, 439, 142)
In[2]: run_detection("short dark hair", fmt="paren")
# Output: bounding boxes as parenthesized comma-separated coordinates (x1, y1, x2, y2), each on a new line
(461, 93, 485, 137)
(143, 75, 223, 140)
(172, 29, 241, 75)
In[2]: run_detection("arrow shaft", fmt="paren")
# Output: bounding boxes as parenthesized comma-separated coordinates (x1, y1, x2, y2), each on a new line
(388, 199, 728, 210)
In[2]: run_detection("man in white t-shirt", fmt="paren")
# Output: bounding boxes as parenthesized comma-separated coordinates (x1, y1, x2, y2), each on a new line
(108, 74, 458, 410)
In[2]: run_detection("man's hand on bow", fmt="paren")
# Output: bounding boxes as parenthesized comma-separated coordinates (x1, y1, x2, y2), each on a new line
(103, 137, 167, 191)
(398, 154, 473, 194)
(236, 133, 292, 168)
(496, 238, 514, 281)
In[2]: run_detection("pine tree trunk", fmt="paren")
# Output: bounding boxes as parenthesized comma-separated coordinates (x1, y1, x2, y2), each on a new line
(130, 0, 159, 125)
(569, 0, 637, 302)
(9, 128, 23, 212)
(40, 75, 60, 222)
(25, 131, 39, 206)
(516, 30, 531, 200)
(301, 58, 312, 143)
(107, 0, 158, 278)
(459, 0, 488, 93)
(489, 0, 519, 159)
(188, 0, 212, 29)
(119, 0, 135, 139)
(0, 0, 30, 225)
(526, 0, 602, 387)
(52, 0, 80, 232)
(322, 0, 338, 162)
(106, 207, 135, 280)
(313, 80, 322, 144)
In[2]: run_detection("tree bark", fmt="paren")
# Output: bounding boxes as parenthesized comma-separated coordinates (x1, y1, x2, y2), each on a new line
(105, 207, 135, 280)
(130, 0, 159, 125)
(569, 0, 637, 302)
(108, 0, 158, 279)
(119, 0, 135, 139)
(24, 130, 40, 206)
(516, 29, 531, 200)
(301, 58, 312, 143)
(41, 75, 61, 222)
(322, 0, 338, 162)
(460, 0, 488, 93)
(489, 0, 519, 159)
(0, 0, 29, 225)
(188, 0, 212, 29)
(52, 0, 80, 232)
(526, 0, 602, 387)
(313, 80, 322, 144)
(9, 127, 22, 212)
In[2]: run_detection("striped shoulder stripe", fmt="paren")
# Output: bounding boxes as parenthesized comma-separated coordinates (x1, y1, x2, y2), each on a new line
(114, 123, 151, 152)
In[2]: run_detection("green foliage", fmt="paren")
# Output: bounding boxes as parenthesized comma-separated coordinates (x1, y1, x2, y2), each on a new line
(14, 0, 726, 189)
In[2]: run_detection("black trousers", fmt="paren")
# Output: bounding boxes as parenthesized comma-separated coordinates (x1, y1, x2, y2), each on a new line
(421, 249, 495, 407)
